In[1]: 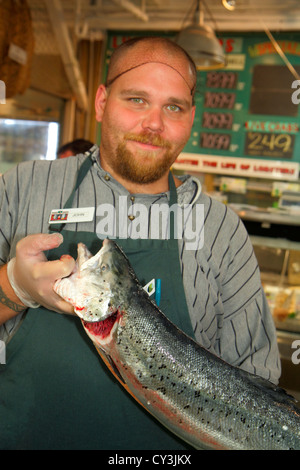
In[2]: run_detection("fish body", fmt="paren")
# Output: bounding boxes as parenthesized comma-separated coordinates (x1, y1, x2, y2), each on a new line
(54, 239, 300, 450)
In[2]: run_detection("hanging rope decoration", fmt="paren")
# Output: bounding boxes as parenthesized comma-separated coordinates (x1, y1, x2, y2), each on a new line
(0, 0, 34, 99)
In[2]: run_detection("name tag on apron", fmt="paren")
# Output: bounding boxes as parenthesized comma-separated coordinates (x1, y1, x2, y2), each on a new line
(49, 207, 95, 224)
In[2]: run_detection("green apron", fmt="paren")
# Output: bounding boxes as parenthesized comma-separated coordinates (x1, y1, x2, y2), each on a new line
(0, 155, 195, 450)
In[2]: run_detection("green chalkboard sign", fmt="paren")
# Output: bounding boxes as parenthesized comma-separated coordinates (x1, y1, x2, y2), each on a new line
(192, 34, 300, 165)
(104, 32, 300, 168)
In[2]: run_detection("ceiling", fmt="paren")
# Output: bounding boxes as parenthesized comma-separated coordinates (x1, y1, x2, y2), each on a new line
(11, 0, 300, 114)
(28, 0, 300, 38)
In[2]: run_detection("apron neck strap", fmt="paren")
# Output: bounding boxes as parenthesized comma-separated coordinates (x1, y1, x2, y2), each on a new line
(64, 155, 94, 209)
(168, 172, 177, 206)
(168, 172, 178, 241)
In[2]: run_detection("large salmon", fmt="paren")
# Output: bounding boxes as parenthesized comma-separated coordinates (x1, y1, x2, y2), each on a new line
(54, 239, 300, 450)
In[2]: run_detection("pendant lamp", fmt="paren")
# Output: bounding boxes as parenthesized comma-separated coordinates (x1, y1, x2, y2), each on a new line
(176, 0, 226, 70)
(222, 0, 236, 11)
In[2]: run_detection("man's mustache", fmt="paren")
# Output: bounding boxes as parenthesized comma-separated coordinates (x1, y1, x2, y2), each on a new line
(124, 132, 172, 149)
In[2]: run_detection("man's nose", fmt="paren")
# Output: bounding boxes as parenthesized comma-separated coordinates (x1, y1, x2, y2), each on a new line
(141, 106, 165, 133)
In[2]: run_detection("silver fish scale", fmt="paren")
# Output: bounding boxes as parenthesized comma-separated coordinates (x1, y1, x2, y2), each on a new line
(114, 293, 300, 450)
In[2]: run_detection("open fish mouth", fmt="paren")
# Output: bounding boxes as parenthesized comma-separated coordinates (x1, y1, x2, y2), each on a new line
(82, 309, 121, 341)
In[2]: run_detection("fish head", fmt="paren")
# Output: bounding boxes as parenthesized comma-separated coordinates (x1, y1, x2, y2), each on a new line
(54, 239, 135, 324)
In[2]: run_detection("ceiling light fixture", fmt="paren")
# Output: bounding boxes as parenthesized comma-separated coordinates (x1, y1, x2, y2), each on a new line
(176, 0, 226, 70)
(222, 0, 236, 11)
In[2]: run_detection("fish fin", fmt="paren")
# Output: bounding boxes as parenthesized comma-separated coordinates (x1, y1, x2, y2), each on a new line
(93, 344, 154, 415)
(93, 345, 126, 385)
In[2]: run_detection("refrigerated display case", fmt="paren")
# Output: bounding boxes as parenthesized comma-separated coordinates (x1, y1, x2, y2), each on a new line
(230, 204, 300, 400)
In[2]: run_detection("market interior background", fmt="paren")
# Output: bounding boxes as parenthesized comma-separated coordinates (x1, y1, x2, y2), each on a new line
(0, 0, 300, 399)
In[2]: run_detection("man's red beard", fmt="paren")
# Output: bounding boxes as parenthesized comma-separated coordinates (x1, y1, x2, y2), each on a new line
(114, 132, 175, 184)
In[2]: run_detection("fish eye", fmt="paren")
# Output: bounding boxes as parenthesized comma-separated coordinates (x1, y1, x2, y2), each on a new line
(100, 263, 108, 272)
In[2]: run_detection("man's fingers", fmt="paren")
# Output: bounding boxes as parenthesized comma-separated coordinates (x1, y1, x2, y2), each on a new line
(9, 233, 78, 314)
(16, 233, 64, 258)
(32, 255, 76, 281)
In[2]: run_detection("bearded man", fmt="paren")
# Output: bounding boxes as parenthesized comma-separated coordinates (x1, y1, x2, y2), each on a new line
(0, 37, 280, 450)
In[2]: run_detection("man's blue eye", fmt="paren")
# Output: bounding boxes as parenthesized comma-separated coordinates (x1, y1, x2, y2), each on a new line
(131, 98, 144, 104)
(167, 105, 181, 112)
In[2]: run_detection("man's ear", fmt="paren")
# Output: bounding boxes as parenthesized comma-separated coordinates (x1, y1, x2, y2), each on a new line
(95, 84, 108, 122)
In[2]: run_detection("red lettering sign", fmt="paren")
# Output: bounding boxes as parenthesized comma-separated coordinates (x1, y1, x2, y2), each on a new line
(221, 163, 236, 169)
(203, 160, 217, 167)
(240, 164, 250, 170)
